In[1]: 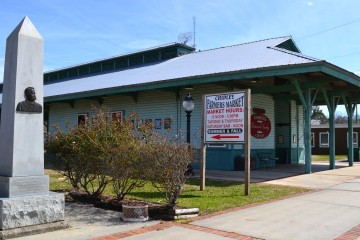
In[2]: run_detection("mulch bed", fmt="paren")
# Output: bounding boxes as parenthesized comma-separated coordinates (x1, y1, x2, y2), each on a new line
(63, 191, 173, 220)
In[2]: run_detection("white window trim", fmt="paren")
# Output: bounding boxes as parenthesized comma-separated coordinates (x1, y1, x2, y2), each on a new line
(347, 132, 358, 148)
(319, 132, 329, 148)
(311, 132, 315, 147)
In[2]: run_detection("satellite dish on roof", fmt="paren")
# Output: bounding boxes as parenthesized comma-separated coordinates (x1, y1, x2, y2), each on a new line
(178, 32, 193, 45)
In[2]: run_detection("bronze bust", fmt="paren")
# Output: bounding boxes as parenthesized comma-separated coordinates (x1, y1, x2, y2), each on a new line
(16, 87, 42, 113)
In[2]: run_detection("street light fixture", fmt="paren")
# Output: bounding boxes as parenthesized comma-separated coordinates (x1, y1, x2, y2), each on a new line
(183, 92, 194, 144)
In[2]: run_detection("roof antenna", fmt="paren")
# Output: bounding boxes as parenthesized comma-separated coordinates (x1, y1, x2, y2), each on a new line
(193, 16, 196, 49)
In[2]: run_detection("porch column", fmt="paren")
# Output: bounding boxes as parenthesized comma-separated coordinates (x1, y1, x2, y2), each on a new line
(322, 89, 338, 169)
(304, 89, 312, 173)
(329, 97, 337, 169)
(348, 114, 354, 166)
(294, 80, 313, 173)
(342, 95, 355, 166)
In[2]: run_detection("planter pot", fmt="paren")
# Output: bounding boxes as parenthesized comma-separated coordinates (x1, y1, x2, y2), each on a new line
(122, 204, 149, 222)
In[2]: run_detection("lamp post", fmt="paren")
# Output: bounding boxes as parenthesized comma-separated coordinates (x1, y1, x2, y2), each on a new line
(183, 92, 195, 144)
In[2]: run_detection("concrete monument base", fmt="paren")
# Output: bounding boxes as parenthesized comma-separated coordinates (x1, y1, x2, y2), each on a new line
(0, 192, 65, 230)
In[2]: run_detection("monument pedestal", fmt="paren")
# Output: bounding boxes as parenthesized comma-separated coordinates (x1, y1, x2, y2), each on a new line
(0, 175, 64, 230)
(0, 16, 66, 236)
(0, 192, 65, 230)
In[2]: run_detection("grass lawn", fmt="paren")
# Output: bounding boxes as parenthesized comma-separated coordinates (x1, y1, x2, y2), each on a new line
(46, 169, 310, 215)
(312, 155, 347, 161)
(129, 178, 310, 215)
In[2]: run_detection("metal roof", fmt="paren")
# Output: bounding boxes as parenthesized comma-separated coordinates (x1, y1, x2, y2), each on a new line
(44, 42, 195, 74)
(43, 36, 322, 99)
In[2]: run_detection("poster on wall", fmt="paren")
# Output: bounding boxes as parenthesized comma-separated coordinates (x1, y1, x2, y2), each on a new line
(204, 91, 246, 143)
(155, 119, 162, 129)
(145, 118, 153, 127)
(250, 108, 271, 139)
(164, 118, 172, 129)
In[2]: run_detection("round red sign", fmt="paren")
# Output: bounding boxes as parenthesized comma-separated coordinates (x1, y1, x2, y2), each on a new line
(251, 114, 271, 139)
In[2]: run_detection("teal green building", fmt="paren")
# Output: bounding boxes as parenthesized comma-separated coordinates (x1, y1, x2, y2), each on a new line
(3, 36, 359, 173)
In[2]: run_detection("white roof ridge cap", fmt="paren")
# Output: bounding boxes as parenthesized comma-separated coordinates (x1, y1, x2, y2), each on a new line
(267, 46, 321, 62)
(189, 36, 292, 55)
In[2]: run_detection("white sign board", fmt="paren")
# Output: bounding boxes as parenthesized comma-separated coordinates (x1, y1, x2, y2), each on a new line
(204, 91, 246, 143)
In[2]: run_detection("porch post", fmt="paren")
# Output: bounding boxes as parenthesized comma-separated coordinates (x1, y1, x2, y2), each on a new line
(322, 89, 338, 169)
(293, 79, 312, 173)
(304, 89, 312, 173)
(329, 97, 337, 169)
(348, 112, 354, 166)
(342, 95, 355, 167)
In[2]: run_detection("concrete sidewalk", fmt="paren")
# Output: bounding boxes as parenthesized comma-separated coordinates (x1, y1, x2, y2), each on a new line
(193, 161, 352, 184)
(95, 162, 360, 240)
(13, 162, 360, 240)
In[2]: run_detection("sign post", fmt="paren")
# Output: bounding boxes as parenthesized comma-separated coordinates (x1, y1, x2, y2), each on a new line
(202, 90, 251, 195)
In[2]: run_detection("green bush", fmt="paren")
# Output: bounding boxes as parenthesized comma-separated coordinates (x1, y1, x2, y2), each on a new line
(46, 107, 193, 206)
(143, 132, 193, 207)
(46, 109, 112, 197)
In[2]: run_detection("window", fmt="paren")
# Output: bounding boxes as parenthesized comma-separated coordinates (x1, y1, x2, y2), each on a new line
(77, 113, 88, 125)
(347, 132, 358, 148)
(319, 132, 329, 148)
(311, 132, 315, 147)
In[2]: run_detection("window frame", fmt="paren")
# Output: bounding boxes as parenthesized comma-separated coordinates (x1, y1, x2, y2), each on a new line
(347, 132, 358, 148)
(319, 132, 329, 148)
(311, 132, 315, 147)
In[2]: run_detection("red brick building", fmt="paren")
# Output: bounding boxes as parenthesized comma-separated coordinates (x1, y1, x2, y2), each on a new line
(311, 124, 360, 155)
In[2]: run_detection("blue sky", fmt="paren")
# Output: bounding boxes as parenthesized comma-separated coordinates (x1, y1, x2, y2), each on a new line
(1, 0, 360, 115)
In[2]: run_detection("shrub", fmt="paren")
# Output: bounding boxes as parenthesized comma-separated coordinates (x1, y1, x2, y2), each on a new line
(47, 107, 194, 206)
(107, 114, 150, 200)
(144, 132, 193, 207)
(46, 109, 112, 197)
(45, 128, 82, 190)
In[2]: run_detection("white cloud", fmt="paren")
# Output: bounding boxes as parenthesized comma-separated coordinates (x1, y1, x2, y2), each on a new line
(306, 1, 314, 6)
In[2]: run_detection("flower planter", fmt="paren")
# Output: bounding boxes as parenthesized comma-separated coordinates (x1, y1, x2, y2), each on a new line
(122, 204, 149, 222)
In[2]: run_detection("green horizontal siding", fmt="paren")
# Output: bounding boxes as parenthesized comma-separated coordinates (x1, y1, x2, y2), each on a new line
(251, 94, 275, 149)
(48, 84, 280, 171)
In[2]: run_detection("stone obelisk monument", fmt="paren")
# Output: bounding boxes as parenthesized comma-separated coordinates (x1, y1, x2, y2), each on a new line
(0, 17, 64, 232)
